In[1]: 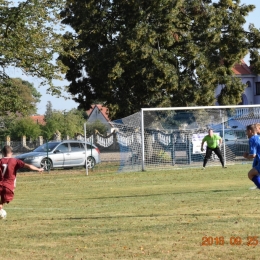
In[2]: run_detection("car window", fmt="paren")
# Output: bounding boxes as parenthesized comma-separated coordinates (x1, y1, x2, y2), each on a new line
(220, 130, 248, 140)
(56, 143, 69, 152)
(235, 130, 247, 139)
(70, 142, 84, 151)
(224, 133, 236, 141)
(80, 143, 95, 150)
(34, 142, 60, 152)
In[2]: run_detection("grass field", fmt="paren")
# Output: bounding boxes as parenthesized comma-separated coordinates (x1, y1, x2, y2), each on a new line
(1, 163, 260, 259)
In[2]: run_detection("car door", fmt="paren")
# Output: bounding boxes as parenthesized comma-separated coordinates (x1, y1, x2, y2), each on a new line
(68, 142, 85, 166)
(51, 143, 70, 167)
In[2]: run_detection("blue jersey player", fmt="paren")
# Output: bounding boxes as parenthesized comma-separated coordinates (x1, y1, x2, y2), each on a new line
(253, 123, 260, 167)
(243, 124, 260, 189)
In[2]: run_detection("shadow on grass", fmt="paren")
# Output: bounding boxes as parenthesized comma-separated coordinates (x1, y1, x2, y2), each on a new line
(51, 209, 249, 221)
(211, 189, 232, 193)
(85, 189, 234, 200)
(52, 212, 214, 221)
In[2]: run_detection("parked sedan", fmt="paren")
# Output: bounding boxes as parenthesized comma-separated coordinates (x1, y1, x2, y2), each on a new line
(15, 140, 101, 170)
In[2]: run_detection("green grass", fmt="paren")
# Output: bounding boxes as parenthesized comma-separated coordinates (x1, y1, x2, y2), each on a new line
(1, 164, 260, 259)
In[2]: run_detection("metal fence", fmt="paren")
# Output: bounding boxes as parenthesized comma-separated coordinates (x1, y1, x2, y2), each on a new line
(2, 133, 122, 163)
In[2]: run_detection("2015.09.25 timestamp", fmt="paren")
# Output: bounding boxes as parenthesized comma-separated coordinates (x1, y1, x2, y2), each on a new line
(201, 236, 258, 246)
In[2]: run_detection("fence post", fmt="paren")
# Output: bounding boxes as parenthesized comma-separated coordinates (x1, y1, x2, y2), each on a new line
(38, 136, 43, 146)
(6, 135, 10, 146)
(21, 135, 26, 149)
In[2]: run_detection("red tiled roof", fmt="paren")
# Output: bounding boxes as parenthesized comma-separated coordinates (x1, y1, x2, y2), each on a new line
(31, 115, 45, 125)
(86, 104, 110, 121)
(232, 60, 253, 75)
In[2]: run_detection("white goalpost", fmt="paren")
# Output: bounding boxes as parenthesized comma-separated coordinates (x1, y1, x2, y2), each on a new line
(112, 104, 260, 172)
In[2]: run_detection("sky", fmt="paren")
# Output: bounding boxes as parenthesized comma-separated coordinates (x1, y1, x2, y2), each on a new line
(241, 0, 260, 63)
(7, 0, 260, 115)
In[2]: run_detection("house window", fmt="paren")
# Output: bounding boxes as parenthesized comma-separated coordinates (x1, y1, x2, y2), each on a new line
(256, 82, 260, 95)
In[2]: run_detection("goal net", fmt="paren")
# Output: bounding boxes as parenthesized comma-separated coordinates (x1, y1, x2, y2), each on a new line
(111, 105, 260, 172)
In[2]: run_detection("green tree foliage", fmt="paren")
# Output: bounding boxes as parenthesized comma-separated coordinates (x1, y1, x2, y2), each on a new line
(0, 113, 17, 139)
(41, 108, 86, 140)
(12, 78, 41, 115)
(0, 77, 41, 116)
(0, 0, 74, 101)
(59, 0, 260, 119)
(40, 117, 59, 140)
(0, 77, 29, 116)
(10, 117, 41, 140)
(62, 109, 86, 137)
(44, 101, 53, 121)
(22, 79, 41, 104)
(84, 120, 108, 136)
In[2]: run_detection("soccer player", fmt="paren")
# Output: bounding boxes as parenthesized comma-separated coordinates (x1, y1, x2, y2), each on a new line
(243, 124, 260, 189)
(247, 124, 260, 189)
(0, 145, 44, 212)
(255, 123, 260, 135)
(252, 123, 260, 168)
(201, 129, 226, 169)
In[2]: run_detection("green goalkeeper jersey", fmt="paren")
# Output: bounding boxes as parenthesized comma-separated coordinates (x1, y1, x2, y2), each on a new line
(202, 134, 221, 149)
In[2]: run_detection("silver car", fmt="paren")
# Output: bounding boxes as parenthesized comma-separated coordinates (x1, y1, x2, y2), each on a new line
(15, 140, 101, 170)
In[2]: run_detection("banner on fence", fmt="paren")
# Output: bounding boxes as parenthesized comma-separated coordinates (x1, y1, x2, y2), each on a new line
(192, 132, 220, 154)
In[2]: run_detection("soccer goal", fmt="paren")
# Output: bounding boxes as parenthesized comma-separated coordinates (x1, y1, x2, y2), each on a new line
(111, 105, 260, 172)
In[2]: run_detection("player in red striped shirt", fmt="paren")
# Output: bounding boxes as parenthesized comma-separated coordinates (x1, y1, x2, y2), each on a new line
(0, 145, 44, 211)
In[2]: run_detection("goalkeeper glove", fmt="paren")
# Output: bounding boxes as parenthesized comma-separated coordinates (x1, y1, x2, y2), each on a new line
(201, 148, 204, 152)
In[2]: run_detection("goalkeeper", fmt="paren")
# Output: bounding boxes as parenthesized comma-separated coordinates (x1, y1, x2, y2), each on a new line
(201, 129, 226, 169)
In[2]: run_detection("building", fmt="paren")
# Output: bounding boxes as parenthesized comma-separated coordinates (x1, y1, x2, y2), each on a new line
(30, 115, 45, 125)
(86, 104, 112, 132)
(215, 60, 260, 105)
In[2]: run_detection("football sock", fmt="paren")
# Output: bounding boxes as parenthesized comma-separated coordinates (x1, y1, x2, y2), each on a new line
(252, 176, 260, 189)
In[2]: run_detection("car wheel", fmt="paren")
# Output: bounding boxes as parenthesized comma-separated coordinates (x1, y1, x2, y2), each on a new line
(85, 156, 96, 169)
(41, 158, 53, 171)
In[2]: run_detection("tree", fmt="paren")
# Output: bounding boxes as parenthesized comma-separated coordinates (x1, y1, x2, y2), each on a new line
(41, 108, 86, 140)
(12, 78, 41, 115)
(84, 120, 108, 136)
(40, 116, 60, 140)
(10, 117, 41, 140)
(44, 101, 54, 121)
(61, 109, 86, 138)
(0, 77, 29, 116)
(0, 0, 74, 108)
(0, 113, 17, 139)
(0, 77, 41, 116)
(59, 0, 260, 119)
